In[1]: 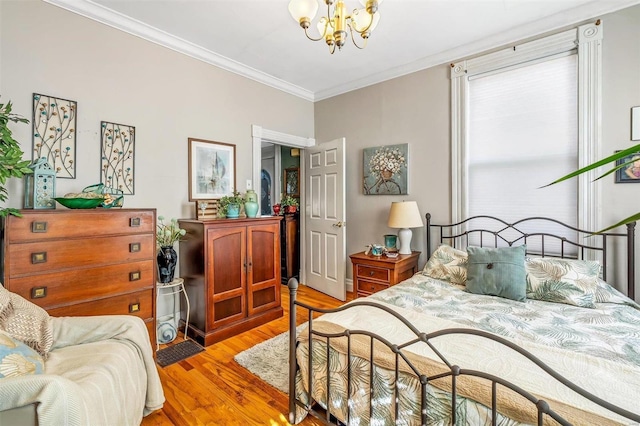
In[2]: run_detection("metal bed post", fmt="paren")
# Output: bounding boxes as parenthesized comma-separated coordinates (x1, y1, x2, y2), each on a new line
(288, 277, 299, 424)
(426, 213, 432, 255)
(627, 222, 636, 301)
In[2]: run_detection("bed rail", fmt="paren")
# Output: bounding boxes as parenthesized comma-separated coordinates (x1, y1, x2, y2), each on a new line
(425, 214, 636, 300)
(288, 279, 640, 426)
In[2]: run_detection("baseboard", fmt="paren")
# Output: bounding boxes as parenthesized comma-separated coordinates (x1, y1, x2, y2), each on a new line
(346, 278, 353, 293)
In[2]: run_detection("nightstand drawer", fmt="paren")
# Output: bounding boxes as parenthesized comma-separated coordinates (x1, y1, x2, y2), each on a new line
(357, 279, 389, 295)
(356, 265, 390, 282)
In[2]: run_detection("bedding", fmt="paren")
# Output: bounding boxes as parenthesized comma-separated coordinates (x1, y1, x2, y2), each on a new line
(293, 274, 640, 425)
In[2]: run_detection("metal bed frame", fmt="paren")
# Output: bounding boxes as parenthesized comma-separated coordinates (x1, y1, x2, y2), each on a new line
(288, 214, 638, 425)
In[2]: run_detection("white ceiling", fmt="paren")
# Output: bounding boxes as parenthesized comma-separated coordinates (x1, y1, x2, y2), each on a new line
(46, 0, 640, 101)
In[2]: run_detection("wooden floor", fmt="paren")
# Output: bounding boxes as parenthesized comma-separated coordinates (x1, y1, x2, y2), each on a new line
(142, 284, 353, 426)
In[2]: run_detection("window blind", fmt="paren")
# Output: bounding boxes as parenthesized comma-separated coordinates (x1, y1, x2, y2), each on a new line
(467, 54, 578, 254)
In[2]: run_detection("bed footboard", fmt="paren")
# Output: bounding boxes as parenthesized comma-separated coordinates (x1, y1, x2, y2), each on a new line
(288, 279, 640, 426)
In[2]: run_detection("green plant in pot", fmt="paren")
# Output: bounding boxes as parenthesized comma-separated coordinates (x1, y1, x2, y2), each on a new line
(0, 99, 33, 217)
(281, 195, 299, 213)
(546, 143, 640, 233)
(218, 190, 244, 218)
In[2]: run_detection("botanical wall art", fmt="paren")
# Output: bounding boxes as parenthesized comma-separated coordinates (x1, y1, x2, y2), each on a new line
(101, 121, 135, 195)
(32, 93, 76, 178)
(615, 150, 640, 183)
(363, 143, 408, 195)
(188, 138, 236, 200)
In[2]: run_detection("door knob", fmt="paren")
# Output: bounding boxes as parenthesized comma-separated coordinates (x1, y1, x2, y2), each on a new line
(332, 221, 345, 228)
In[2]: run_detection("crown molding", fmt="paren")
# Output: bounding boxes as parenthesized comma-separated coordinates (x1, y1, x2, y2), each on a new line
(314, 0, 640, 101)
(44, 0, 640, 102)
(43, 0, 315, 101)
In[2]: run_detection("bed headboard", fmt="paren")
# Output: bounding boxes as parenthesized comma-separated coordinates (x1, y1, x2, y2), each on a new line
(425, 214, 636, 300)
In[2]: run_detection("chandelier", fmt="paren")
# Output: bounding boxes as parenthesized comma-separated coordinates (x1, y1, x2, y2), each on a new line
(288, 0, 382, 54)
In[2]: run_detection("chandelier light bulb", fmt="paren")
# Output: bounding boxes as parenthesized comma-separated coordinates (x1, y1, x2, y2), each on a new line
(288, 0, 319, 27)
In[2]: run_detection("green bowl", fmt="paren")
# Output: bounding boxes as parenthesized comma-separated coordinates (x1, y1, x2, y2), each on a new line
(54, 197, 104, 209)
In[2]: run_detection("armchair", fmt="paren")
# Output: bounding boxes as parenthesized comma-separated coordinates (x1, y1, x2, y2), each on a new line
(0, 285, 164, 425)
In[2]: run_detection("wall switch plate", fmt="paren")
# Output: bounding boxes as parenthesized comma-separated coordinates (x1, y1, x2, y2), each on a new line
(246, 179, 252, 190)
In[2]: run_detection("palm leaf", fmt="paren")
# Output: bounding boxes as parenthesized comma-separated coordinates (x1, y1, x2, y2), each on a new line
(542, 143, 640, 187)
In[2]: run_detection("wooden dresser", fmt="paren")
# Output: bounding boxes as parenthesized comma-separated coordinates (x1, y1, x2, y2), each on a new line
(1, 209, 157, 345)
(350, 251, 421, 298)
(179, 216, 283, 346)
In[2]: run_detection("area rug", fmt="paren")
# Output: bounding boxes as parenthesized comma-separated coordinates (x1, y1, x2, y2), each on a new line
(234, 325, 305, 394)
(156, 339, 205, 367)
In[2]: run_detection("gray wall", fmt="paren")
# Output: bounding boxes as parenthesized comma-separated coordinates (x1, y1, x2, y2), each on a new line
(315, 4, 640, 296)
(0, 0, 314, 223)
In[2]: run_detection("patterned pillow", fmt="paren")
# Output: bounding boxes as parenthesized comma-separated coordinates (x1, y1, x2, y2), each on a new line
(0, 285, 53, 357)
(422, 245, 468, 285)
(525, 258, 601, 308)
(0, 329, 44, 379)
(594, 278, 640, 308)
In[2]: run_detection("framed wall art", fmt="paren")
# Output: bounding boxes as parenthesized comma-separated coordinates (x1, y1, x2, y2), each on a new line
(284, 166, 299, 197)
(632, 106, 640, 141)
(32, 93, 77, 178)
(363, 143, 408, 195)
(615, 150, 640, 183)
(101, 121, 135, 195)
(188, 138, 236, 200)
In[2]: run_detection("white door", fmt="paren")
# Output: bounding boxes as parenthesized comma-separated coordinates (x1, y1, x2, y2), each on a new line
(304, 138, 346, 301)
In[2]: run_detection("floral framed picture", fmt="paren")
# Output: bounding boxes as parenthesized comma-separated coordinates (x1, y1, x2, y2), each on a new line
(615, 150, 640, 183)
(32, 93, 77, 178)
(101, 121, 135, 195)
(363, 143, 408, 195)
(188, 138, 236, 200)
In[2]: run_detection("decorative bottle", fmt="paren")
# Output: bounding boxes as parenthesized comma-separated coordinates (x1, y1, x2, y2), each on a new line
(244, 189, 259, 218)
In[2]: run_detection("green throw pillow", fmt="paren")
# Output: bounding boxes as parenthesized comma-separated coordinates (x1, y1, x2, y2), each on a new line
(467, 245, 527, 302)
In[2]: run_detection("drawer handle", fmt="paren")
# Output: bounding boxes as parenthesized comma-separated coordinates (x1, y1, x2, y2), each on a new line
(31, 286, 47, 299)
(129, 271, 141, 281)
(369, 271, 374, 276)
(129, 242, 141, 253)
(31, 252, 47, 264)
(130, 217, 141, 227)
(31, 221, 48, 233)
(129, 302, 141, 313)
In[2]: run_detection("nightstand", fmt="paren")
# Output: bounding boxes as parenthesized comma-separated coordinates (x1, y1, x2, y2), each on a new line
(349, 251, 421, 298)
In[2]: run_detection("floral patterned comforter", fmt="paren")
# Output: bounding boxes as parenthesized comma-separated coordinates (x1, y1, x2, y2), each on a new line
(293, 274, 640, 425)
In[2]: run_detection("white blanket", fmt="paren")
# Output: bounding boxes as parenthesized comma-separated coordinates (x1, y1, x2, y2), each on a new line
(0, 315, 164, 425)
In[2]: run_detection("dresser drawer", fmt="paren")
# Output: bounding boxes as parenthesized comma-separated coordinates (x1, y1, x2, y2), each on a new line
(357, 279, 389, 295)
(7, 234, 154, 276)
(46, 289, 153, 320)
(7, 260, 154, 309)
(356, 264, 390, 282)
(5, 210, 155, 242)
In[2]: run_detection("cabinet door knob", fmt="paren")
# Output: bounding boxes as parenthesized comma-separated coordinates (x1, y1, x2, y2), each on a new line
(369, 271, 374, 276)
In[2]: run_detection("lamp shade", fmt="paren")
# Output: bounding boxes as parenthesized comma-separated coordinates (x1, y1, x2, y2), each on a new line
(387, 201, 423, 229)
(288, 0, 318, 22)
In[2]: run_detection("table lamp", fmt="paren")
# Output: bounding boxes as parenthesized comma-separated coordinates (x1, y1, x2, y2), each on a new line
(387, 201, 423, 255)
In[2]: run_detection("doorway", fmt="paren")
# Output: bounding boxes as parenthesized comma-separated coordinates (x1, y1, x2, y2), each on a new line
(252, 125, 314, 285)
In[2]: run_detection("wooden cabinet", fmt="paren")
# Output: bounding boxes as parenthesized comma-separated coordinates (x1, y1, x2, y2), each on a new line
(1, 209, 157, 344)
(349, 251, 421, 298)
(178, 216, 283, 346)
(280, 213, 299, 284)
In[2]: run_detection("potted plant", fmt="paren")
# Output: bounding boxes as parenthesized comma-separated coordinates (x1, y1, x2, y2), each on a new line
(218, 190, 244, 218)
(281, 195, 299, 214)
(156, 216, 186, 283)
(0, 99, 33, 217)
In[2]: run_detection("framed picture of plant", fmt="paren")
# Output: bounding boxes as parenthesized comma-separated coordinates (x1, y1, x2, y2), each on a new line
(101, 121, 135, 195)
(284, 166, 299, 197)
(32, 93, 77, 178)
(615, 150, 640, 183)
(363, 143, 408, 195)
(188, 138, 236, 200)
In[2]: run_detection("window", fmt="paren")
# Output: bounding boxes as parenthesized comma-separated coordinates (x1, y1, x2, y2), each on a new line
(451, 22, 603, 253)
